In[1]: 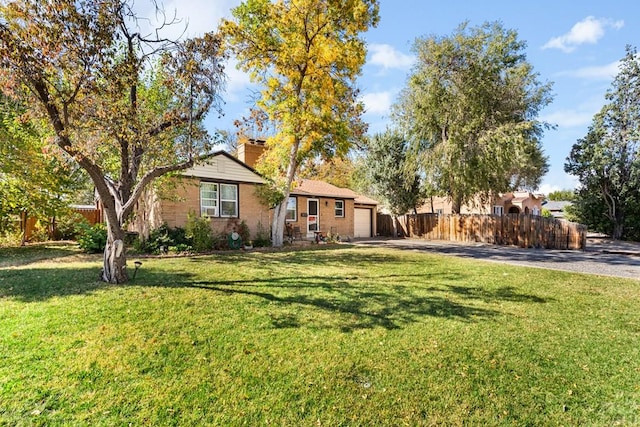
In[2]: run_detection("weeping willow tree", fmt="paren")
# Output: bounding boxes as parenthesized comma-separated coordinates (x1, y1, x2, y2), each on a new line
(394, 21, 553, 213)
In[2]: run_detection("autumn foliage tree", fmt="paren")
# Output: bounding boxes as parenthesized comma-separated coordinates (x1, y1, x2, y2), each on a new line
(0, 0, 226, 282)
(222, 0, 379, 246)
(394, 22, 552, 213)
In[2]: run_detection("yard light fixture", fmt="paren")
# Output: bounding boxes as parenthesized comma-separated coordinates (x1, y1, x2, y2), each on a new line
(132, 261, 142, 281)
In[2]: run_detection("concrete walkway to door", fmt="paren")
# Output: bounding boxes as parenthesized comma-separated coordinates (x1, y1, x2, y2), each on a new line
(351, 237, 640, 280)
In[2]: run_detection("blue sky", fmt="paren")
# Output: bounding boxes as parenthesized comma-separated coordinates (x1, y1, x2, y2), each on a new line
(148, 0, 639, 194)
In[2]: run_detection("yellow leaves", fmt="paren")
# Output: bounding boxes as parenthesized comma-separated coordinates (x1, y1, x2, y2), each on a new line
(223, 0, 378, 189)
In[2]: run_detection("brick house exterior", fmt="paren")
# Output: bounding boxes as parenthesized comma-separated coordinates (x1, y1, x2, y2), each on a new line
(129, 151, 269, 239)
(132, 142, 378, 241)
(287, 179, 378, 239)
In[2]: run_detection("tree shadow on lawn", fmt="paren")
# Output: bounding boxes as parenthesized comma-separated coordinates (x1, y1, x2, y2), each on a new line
(1, 247, 551, 331)
(0, 243, 84, 268)
(0, 265, 104, 302)
(186, 244, 419, 270)
(135, 268, 550, 332)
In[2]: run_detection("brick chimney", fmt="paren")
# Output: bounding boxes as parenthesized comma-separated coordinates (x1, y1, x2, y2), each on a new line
(237, 136, 267, 168)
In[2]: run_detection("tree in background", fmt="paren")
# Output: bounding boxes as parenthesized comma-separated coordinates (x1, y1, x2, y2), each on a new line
(222, 0, 379, 246)
(0, 96, 87, 244)
(300, 156, 357, 190)
(394, 21, 552, 213)
(361, 130, 425, 216)
(565, 46, 640, 240)
(546, 189, 576, 201)
(0, 0, 226, 282)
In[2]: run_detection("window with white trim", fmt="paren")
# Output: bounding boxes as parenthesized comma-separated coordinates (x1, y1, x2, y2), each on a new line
(220, 184, 238, 217)
(285, 197, 297, 221)
(335, 200, 344, 217)
(492, 205, 504, 216)
(200, 182, 238, 218)
(200, 183, 218, 217)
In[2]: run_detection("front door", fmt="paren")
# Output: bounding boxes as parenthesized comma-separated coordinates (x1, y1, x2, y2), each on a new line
(307, 199, 319, 238)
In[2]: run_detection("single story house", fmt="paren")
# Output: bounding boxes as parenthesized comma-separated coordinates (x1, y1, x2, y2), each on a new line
(417, 191, 544, 216)
(287, 179, 378, 239)
(130, 140, 378, 241)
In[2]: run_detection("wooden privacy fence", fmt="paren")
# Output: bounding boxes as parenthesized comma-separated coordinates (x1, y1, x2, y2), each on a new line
(71, 206, 103, 225)
(377, 213, 587, 250)
(21, 206, 103, 241)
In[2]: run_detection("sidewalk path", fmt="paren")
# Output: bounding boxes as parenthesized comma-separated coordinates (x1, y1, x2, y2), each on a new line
(352, 238, 640, 280)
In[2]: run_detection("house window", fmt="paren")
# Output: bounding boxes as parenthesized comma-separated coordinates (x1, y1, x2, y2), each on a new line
(435, 209, 443, 216)
(200, 183, 218, 217)
(335, 200, 344, 217)
(532, 206, 540, 216)
(220, 184, 238, 217)
(492, 205, 504, 216)
(286, 196, 297, 221)
(200, 182, 238, 218)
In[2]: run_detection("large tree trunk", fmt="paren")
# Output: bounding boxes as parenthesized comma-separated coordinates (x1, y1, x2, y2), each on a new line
(451, 196, 462, 214)
(102, 218, 128, 284)
(271, 197, 289, 247)
(271, 141, 299, 247)
(612, 213, 625, 240)
(392, 215, 398, 237)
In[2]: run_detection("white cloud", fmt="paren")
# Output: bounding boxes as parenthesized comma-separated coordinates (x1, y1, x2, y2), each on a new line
(541, 109, 595, 128)
(368, 44, 415, 70)
(539, 174, 580, 194)
(538, 183, 563, 195)
(362, 91, 394, 115)
(543, 16, 624, 53)
(565, 61, 621, 80)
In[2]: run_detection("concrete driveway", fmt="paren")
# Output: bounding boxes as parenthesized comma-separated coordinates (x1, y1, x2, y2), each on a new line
(352, 237, 640, 280)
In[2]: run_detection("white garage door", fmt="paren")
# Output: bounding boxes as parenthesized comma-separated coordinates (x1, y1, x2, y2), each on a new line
(354, 208, 372, 238)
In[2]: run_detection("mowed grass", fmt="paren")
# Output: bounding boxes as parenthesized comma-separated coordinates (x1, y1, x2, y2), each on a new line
(0, 243, 639, 426)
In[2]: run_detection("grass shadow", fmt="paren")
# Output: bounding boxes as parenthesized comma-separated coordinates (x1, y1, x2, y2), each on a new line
(1, 245, 551, 331)
(0, 242, 83, 268)
(0, 265, 105, 302)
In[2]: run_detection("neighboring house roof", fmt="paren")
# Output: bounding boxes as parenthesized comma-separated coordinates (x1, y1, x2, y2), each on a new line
(291, 179, 378, 205)
(542, 200, 573, 219)
(181, 151, 265, 184)
(543, 201, 573, 211)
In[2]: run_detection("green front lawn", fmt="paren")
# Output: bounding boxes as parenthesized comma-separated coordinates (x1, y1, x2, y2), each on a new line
(1, 243, 638, 426)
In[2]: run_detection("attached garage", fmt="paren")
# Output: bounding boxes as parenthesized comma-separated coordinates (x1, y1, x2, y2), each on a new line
(354, 208, 373, 238)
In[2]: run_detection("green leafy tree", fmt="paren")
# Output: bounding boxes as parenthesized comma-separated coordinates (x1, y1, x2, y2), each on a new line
(0, 0, 226, 282)
(547, 189, 576, 201)
(222, 0, 379, 246)
(362, 130, 425, 216)
(0, 96, 87, 243)
(394, 21, 552, 213)
(565, 46, 640, 240)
